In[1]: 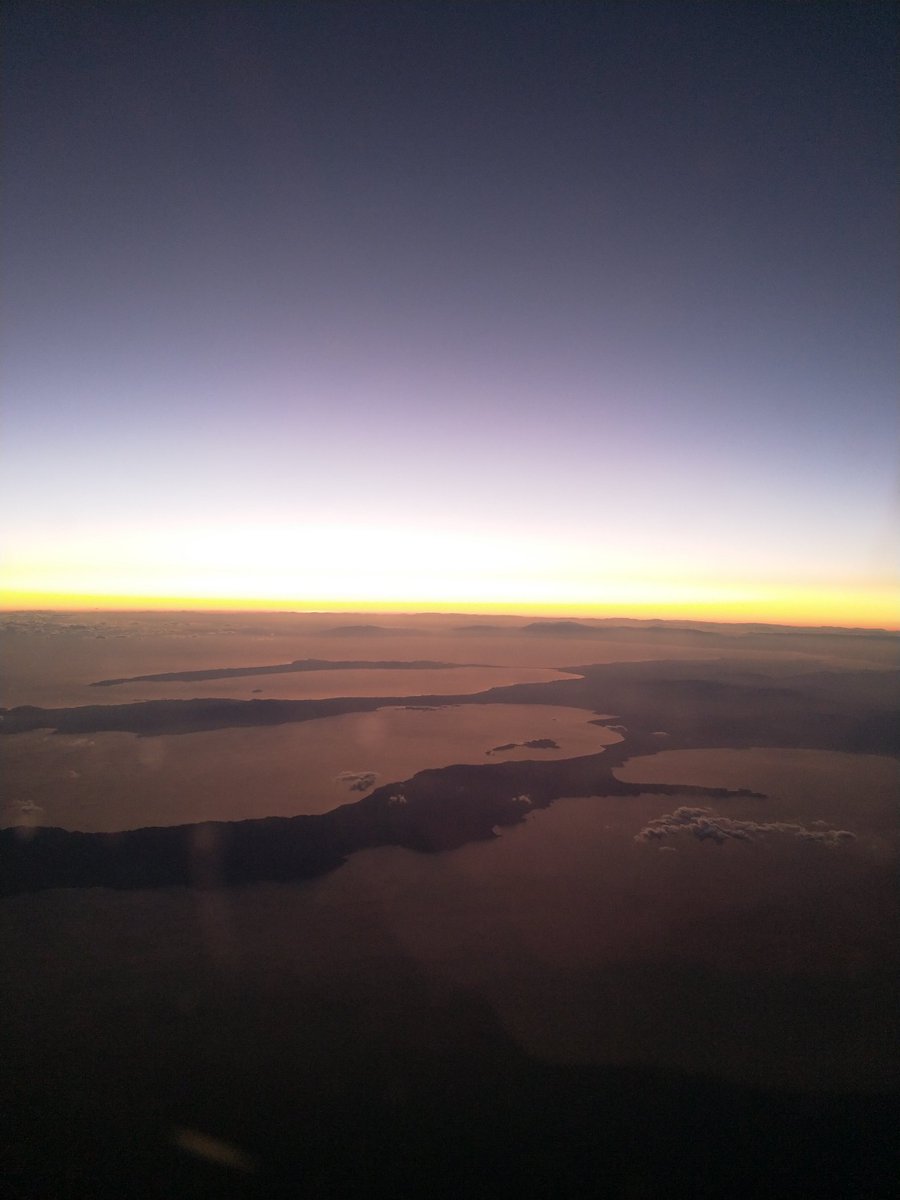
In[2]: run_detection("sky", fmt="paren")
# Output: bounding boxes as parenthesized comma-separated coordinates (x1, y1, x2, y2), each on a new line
(2, 1, 897, 625)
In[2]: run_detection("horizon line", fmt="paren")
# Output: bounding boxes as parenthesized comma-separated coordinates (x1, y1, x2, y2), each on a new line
(0, 599, 896, 635)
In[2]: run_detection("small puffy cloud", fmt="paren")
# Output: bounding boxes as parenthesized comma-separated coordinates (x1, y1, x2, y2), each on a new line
(388, 793, 407, 806)
(636, 806, 856, 847)
(799, 828, 856, 844)
(336, 770, 377, 792)
(2, 799, 45, 831)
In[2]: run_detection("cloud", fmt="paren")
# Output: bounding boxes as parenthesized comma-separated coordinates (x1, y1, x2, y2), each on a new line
(336, 770, 377, 792)
(2, 800, 45, 832)
(636, 806, 856, 847)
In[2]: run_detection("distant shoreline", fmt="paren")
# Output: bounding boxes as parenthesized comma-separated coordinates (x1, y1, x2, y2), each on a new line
(1, 608, 897, 635)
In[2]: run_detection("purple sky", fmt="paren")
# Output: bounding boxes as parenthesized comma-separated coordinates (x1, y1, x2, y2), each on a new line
(3, 2, 897, 621)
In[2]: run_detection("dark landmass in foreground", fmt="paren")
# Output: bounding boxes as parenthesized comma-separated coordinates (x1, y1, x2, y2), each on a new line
(7, 967, 896, 1200)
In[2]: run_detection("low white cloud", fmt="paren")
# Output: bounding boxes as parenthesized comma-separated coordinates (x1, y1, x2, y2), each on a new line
(636, 806, 856, 847)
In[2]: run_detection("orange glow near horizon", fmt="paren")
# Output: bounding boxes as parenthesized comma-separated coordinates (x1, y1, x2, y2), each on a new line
(3, 523, 897, 629)
(1, 582, 897, 630)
